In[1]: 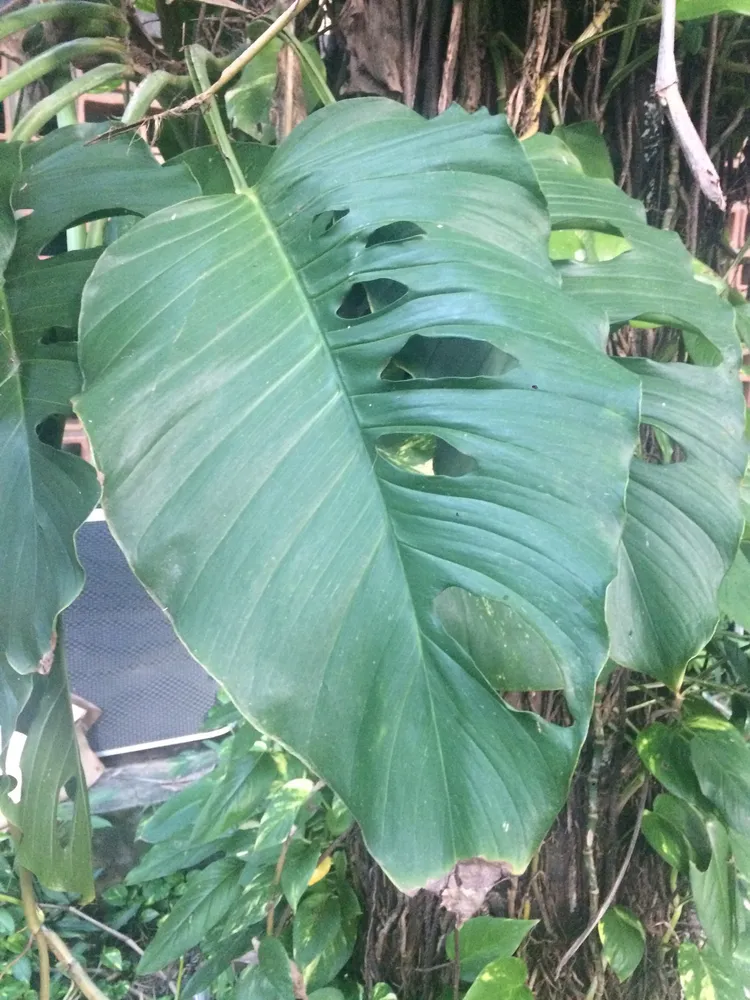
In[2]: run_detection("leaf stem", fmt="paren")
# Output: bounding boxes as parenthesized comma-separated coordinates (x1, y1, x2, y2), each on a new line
(121, 71, 184, 126)
(0, 1, 126, 43)
(18, 868, 50, 1000)
(266, 833, 293, 936)
(186, 46, 246, 193)
(0, 38, 126, 104)
(13, 64, 131, 142)
(174, 956, 185, 1000)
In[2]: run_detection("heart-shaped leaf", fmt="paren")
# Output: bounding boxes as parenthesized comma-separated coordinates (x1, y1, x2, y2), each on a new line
(77, 100, 640, 889)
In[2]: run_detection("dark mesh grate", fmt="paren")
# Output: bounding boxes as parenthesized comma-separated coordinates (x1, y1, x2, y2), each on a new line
(64, 519, 218, 753)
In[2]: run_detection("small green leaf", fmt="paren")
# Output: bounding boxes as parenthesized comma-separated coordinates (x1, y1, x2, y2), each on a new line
(255, 779, 314, 852)
(732, 831, 750, 884)
(370, 987, 397, 1000)
(690, 723, 750, 834)
(642, 811, 692, 872)
(15, 645, 94, 899)
(11, 956, 31, 983)
(551, 122, 614, 181)
(445, 916, 538, 981)
(192, 752, 278, 844)
(293, 886, 359, 991)
(326, 797, 353, 838)
(236, 938, 295, 1000)
(126, 838, 225, 884)
(259, 937, 295, 998)
(652, 794, 711, 870)
(690, 821, 737, 958)
(637, 724, 708, 809)
(676, 0, 750, 18)
(225, 35, 281, 140)
(463, 957, 533, 1000)
(719, 549, 750, 629)
(101, 947, 123, 971)
(309, 990, 347, 1000)
(182, 924, 260, 998)
(101, 884, 129, 907)
(598, 906, 645, 982)
(139, 777, 212, 844)
(281, 840, 321, 911)
(678, 942, 745, 1000)
(0, 910, 16, 935)
(137, 857, 244, 974)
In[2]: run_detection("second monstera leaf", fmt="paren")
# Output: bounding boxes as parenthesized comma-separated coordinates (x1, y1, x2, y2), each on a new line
(526, 130, 746, 689)
(77, 100, 639, 889)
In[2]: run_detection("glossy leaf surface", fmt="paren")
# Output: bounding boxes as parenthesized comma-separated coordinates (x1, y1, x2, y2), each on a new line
(598, 906, 645, 982)
(446, 916, 537, 981)
(689, 821, 737, 958)
(137, 857, 244, 974)
(679, 943, 745, 1000)
(690, 722, 750, 834)
(463, 957, 533, 1000)
(77, 99, 640, 888)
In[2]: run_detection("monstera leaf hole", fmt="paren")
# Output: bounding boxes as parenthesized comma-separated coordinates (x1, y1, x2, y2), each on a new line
(375, 434, 478, 477)
(366, 221, 427, 247)
(549, 228, 632, 263)
(609, 321, 722, 369)
(638, 424, 686, 465)
(337, 279, 410, 319)
(37, 210, 137, 257)
(434, 587, 574, 726)
(381, 335, 519, 381)
(310, 208, 350, 238)
(39, 328, 76, 345)
(35, 413, 68, 448)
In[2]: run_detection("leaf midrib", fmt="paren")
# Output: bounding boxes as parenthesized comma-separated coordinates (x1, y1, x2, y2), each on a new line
(244, 188, 458, 856)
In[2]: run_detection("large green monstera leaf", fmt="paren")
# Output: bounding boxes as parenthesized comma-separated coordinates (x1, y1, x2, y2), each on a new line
(1, 126, 198, 687)
(0, 125, 199, 894)
(525, 132, 746, 689)
(77, 99, 640, 889)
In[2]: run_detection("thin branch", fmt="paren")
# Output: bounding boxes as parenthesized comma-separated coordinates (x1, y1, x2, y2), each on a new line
(555, 780, 649, 977)
(726, 231, 750, 280)
(0, 934, 33, 982)
(279, 40, 298, 140)
(40, 926, 109, 1000)
(710, 104, 747, 160)
(171, 0, 315, 115)
(655, 0, 725, 209)
(40, 904, 177, 996)
(41, 904, 144, 958)
(519, 0, 616, 139)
